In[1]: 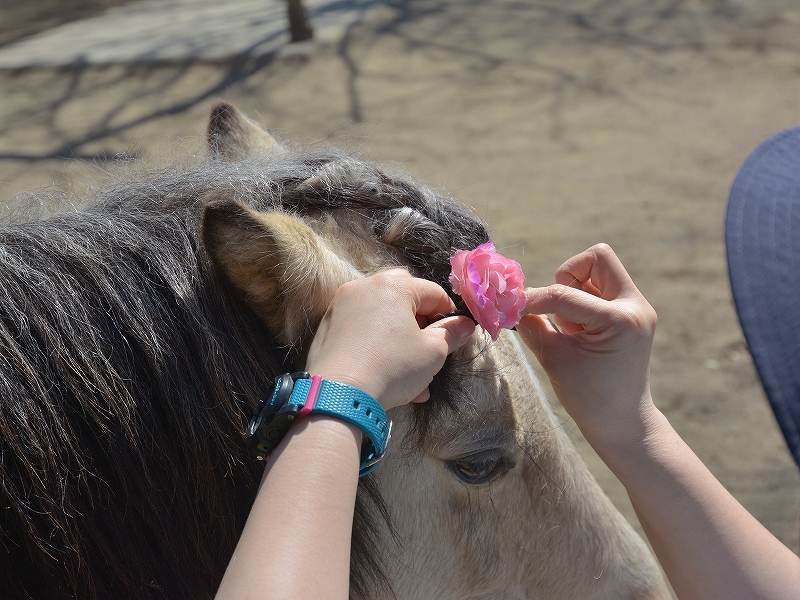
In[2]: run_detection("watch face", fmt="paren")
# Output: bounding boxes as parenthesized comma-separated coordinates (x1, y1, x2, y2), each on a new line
(248, 376, 286, 436)
(267, 374, 293, 413)
(248, 373, 307, 460)
(260, 405, 300, 452)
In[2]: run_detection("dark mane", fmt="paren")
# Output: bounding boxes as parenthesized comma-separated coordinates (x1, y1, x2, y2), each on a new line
(0, 150, 489, 599)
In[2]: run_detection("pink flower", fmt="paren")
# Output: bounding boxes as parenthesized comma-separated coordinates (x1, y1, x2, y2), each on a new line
(449, 242, 526, 341)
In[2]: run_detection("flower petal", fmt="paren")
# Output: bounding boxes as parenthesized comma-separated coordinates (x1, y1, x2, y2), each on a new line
(449, 243, 525, 339)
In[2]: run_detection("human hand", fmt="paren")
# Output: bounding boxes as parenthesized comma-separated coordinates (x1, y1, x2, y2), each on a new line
(516, 244, 660, 451)
(305, 269, 476, 411)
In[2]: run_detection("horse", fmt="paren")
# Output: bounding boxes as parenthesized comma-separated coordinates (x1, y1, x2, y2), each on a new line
(0, 101, 671, 599)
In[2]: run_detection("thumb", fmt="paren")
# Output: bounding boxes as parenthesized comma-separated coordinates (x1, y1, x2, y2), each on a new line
(424, 315, 476, 355)
(516, 314, 566, 366)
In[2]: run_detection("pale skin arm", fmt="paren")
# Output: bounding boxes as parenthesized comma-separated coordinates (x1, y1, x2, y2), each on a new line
(214, 269, 475, 600)
(516, 243, 800, 600)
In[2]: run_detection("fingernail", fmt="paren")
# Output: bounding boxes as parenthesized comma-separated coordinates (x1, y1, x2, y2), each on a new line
(459, 319, 476, 340)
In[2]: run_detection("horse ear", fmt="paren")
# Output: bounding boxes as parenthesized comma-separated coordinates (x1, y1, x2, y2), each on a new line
(201, 197, 359, 349)
(206, 101, 285, 160)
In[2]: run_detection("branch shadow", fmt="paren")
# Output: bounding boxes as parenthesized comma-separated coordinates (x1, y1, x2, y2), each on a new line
(0, 52, 284, 162)
(0, 0, 796, 163)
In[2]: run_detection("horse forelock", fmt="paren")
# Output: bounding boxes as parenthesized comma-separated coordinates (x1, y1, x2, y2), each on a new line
(0, 148, 489, 600)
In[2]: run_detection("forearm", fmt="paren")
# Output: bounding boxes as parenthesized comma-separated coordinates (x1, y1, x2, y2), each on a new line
(593, 407, 800, 600)
(212, 272, 472, 598)
(215, 415, 362, 600)
(521, 246, 800, 598)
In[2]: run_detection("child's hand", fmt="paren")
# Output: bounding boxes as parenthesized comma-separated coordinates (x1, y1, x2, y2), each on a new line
(517, 244, 661, 452)
(306, 269, 476, 411)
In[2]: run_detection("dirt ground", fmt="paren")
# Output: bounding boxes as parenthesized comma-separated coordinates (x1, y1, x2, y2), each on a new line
(0, 0, 142, 48)
(1, 0, 799, 576)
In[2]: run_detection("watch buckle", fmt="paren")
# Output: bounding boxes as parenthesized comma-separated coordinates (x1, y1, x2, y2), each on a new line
(362, 420, 393, 470)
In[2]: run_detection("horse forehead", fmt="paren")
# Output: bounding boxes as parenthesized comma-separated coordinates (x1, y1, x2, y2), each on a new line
(439, 333, 540, 438)
(464, 332, 540, 401)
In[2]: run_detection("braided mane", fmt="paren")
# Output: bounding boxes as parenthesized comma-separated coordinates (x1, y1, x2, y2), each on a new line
(0, 149, 488, 599)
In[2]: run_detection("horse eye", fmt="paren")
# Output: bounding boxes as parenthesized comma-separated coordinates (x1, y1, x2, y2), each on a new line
(446, 451, 513, 485)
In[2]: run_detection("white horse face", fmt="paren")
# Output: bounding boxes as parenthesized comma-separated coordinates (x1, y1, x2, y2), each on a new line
(375, 332, 669, 599)
(202, 102, 671, 600)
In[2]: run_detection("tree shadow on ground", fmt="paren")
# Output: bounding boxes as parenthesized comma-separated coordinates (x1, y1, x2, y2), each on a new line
(0, 55, 283, 161)
(0, 0, 144, 48)
(0, 0, 797, 163)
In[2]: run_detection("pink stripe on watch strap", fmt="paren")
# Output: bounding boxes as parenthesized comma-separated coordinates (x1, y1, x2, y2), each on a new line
(298, 375, 323, 417)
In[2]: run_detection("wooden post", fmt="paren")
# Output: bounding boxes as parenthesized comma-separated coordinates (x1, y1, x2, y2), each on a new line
(287, 0, 313, 42)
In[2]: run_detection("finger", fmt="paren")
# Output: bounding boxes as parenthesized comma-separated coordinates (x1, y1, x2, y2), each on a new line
(411, 388, 431, 404)
(517, 313, 559, 337)
(516, 314, 566, 363)
(371, 269, 455, 325)
(553, 268, 602, 298)
(406, 277, 457, 321)
(424, 315, 476, 355)
(553, 312, 585, 335)
(555, 244, 637, 301)
(523, 284, 611, 333)
(579, 279, 603, 298)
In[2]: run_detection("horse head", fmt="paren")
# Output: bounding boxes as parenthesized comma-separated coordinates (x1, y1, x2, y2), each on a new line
(201, 102, 672, 599)
(0, 101, 669, 599)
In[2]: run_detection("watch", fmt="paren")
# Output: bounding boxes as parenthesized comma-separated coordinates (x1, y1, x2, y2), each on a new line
(248, 372, 393, 476)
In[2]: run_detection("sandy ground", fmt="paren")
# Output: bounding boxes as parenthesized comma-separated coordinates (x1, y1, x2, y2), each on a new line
(0, 0, 142, 48)
(0, 0, 798, 581)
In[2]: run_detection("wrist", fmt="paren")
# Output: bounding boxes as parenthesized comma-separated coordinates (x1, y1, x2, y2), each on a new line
(304, 363, 384, 408)
(576, 394, 666, 460)
(587, 402, 674, 476)
(286, 414, 364, 453)
(263, 415, 363, 478)
(250, 372, 392, 476)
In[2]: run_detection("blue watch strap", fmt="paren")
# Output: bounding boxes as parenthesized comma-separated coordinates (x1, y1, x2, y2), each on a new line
(289, 378, 392, 476)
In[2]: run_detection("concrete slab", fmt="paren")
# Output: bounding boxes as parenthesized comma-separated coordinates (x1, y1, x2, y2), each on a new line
(0, 0, 389, 69)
